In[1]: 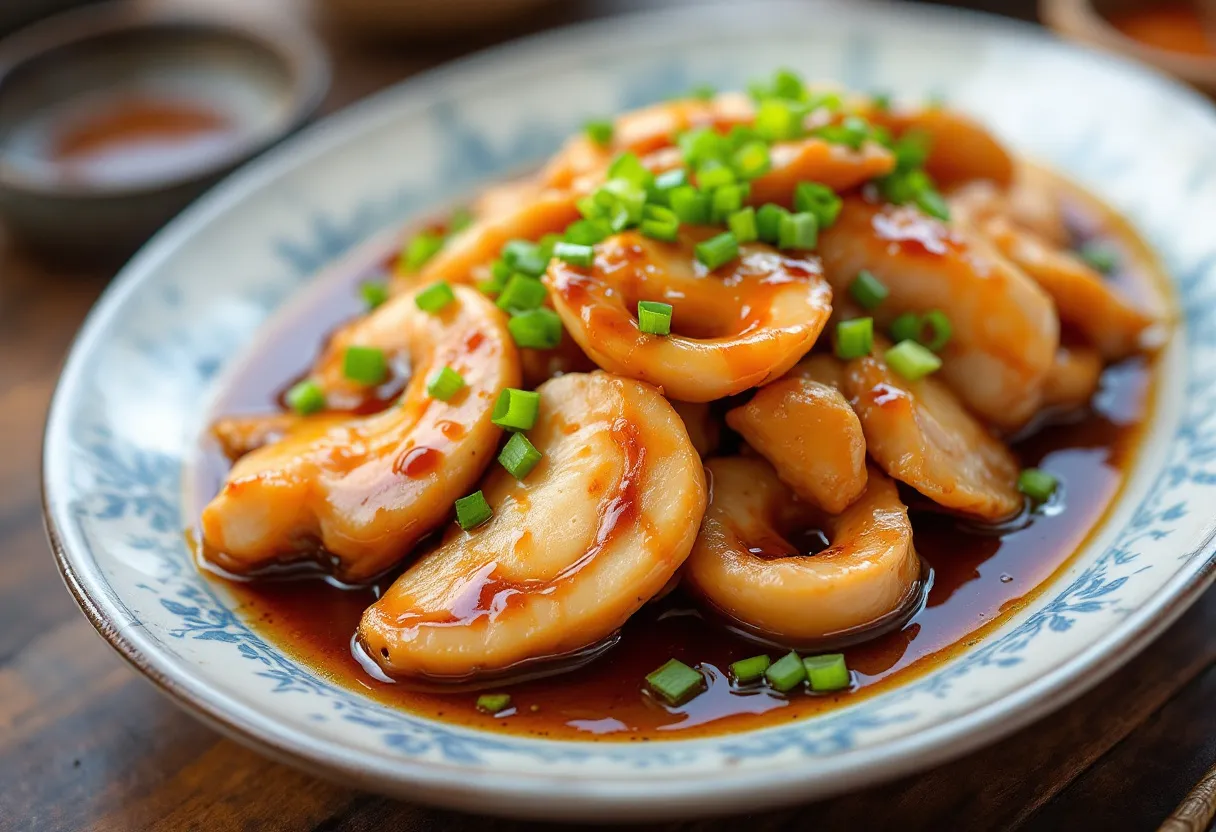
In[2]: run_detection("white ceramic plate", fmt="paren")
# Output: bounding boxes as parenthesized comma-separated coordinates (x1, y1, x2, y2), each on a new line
(43, 0, 1216, 821)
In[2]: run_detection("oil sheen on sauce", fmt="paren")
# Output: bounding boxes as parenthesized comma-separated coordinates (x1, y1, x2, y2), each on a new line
(193, 171, 1166, 742)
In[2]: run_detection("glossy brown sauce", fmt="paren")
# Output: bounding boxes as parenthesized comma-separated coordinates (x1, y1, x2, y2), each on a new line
(193, 168, 1167, 742)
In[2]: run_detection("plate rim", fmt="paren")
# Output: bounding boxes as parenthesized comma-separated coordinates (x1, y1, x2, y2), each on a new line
(40, 0, 1216, 820)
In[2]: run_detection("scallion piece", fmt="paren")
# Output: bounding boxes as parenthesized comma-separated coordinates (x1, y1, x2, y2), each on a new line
(342, 346, 388, 386)
(1078, 242, 1118, 275)
(694, 231, 739, 270)
(777, 211, 818, 250)
(729, 655, 771, 685)
(401, 231, 444, 272)
(756, 203, 788, 244)
(670, 186, 710, 225)
(710, 183, 747, 223)
(649, 168, 689, 206)
(755, 99, 803, 141)
(849, 270, 888, 310)
(645, 659, 705, 706)
(359, 280, 389, 310)
(584, 118, 614, 147)
(697, 161, 736, 191)
(426, 366, 465, 402)
(607, 152, 654, 188)
(495, 275, 547, 313)
(641, 218, 680, 242)
(803, 654, 851, 692)
(921, 309, 953, 352)
(507, 307, 563, 350)
(492, 388, 541, 431)
(889, 311, 922, 344)
(1018, 468, 1058, 503)
(502, 239, 549, 277)
(915, 187, 951, 221)
(765, 651, 807, 692)
(793, 181, 843, 229)
(728, 207, 758, 244)
(564, 219, 612, 246)
(285, 379, 325, 415)
(638, 300, 673, 336)
(885, 340, 942, 381)
(732, 140, 771, 181)
(455, 490, 493, 530)
(678, 127, 729, 168)
(475, 692, 512, 714)
(553, 241, 595, 267)
(499, 432, 542, 480)
(816, 115, 871, 150)
(835, 318, 874, 360)
(415, 281, 455, 313)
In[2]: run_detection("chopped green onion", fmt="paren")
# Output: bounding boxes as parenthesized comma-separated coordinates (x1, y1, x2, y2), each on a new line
(507, 308, 563, 350)
(727, 124, 760, 150)
(502, 239, 549, 277)
(889, 312, 922, 344)
(835, 318, 874, 360)
(499, 432, 542, 480)
(496, 275, 547, 313)
(678, 127, 729, 168)
(607, 152, 654, 188)
(765, 651, 807, 692)
(1018, 468, 1058, 502)
(777, 211, 818, 250)
(645, 659, 705, 706)
(815, 115, 871, 150)
(455, 490, 493, 530)
(649, 168, 689, 206)
(492, 388, 541, 431)
(415, 281, 455, 313)
(732, 140, 771, 180)
(475, 692, 512, 714)
(564, 219, 612, 246)
(770, 68, 806, 101)
(696, 161, 736, 191)
(426, 366, 465, 402)
(641, 218, 680, 242)
(359, 280, 389, 310)
(1078, 242, 1118, 275)
(803, 654, 851, 692)
(595, 178, 647, 227)
(885, 340, 942, 381)
(637, 300, 673, 336)
(644, 204, 678, 225)
(401, 231, 445, 272)
(554, 241, 595, 267)
(584, 118, 614, 147)
(893, 132, 931, 172)
(285, 379, 325, 415)
(710, 183, 747, 223)
(477, 262, 509, 296)
(756, 203, 789, 244)
(670, 186, 710, 225)
(342, 346, 388, 386)
(921, 309, 953, 352)
(849, 270, 888, 310)
(793, 181, 843, 229)
(694, 231, 739, 270)
(728, 207, 758, 244)
(755, 99, 803, 141)
(915, 188, 950, 221)
(729, 654, 771, 684)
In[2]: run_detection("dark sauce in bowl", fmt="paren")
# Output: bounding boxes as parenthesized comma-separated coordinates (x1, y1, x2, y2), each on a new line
(188, 169, 1168, 742)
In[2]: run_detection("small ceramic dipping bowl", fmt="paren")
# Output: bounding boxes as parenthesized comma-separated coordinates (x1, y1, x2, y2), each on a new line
(1042, 0, 1216, 97)
(0, 2, 329, 261)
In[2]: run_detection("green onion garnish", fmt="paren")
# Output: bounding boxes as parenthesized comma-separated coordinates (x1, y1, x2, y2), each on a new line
(849, 270, 888, 310)
(584, 119, 614, 147)
(508, 307, 563, 350)
(502, 239, 549, 278)
(492, 388, 541, 431)
(729, 654, 771, 684)
(670, 186, 710, 225)
(649, 168, 689, 206)
(885, 340, 942, 381)
(342, 346, 388, 386)
(645, 659, 705, 706)
(803, 654, 851, 692)
(728, 207, 758, 244)
(638, 300, 673, 336)
(765, 651, 807, 692)
(285, 379, 325, 415)
(793, 181, 843, 230)
(640, 218, 680, 242)
(889, 311, 922, 344)
(815, 115, 871, 150)
(554, 241, 595, 267)
(732, 140, 771, 181)
(777, 211, 818, 250)
(710, 183, 748, 224)
(359, 280, 389, 310)
(606, 152, 654, 188)
(415, 281, 456, 314)
(694, 231, 740, 270)
(401, 231, 445, 272)
(496, 275, 547, 313)
(678, 127, 729, 168)
(1018, 468, 1058, 503)
(1078, 242, 1118, 275)
(921, 309, 953, 352)
(835, 318, 874, 360)
(499, 432, 543, 480)
(475, 692, 512, 714)
(755, 99, 803, 141)
(455, 490, 493, 530)
(756, 203, 789, 244)
(564, 219, 612, 246)
(697, 160, 736, 191)
(426, 366, 465, 402)
(915, 188, 951, 221)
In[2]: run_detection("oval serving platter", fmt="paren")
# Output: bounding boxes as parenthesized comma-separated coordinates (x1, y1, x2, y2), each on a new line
(43, 0, 1216, 821)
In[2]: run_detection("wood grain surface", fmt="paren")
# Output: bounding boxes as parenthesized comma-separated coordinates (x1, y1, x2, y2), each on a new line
(1, 1, 1213, 830)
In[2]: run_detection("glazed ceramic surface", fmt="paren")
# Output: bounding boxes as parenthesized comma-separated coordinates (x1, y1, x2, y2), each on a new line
(43, 1, 1216, 821)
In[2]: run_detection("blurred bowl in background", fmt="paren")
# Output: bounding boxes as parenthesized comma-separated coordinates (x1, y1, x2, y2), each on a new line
(319, 0, 559, 38)
(0, 0, 103, 38)
(0, 1, 329, 263)
(1042, 0, 1216, 97)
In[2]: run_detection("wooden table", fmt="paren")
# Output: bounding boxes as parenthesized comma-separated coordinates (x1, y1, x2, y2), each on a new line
(3, 2, 1215, 829)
